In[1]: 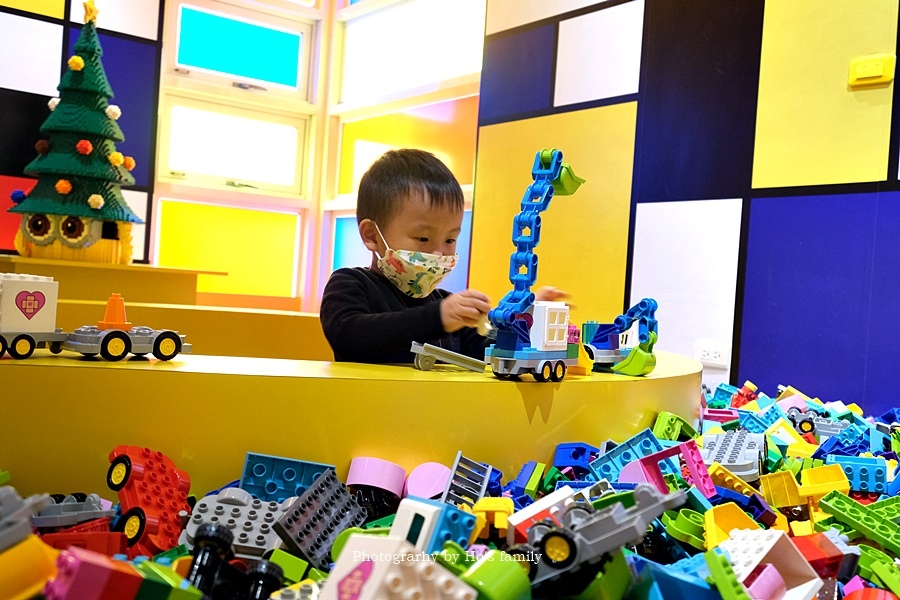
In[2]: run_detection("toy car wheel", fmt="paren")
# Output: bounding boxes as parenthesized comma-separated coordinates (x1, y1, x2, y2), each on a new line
(117, 507, 147, 547)
(8, 334, 35, 360)
(0, 336, 6, 358)
(246, 559, 285, 597)
(539, 531, 577, 569)
(69, 492, 88, 502)
(107, 455, 132, 491)
(194, 523, 235, 559)
(414, 354, 435, 371)
(152, 331, 182, 361)
(507, 546, 538, 581)
(492, 370, 510, 380)
(561, 503, 592, 528)
(551, 360, 567, 382)
(533, 361, 552, 382)
(100, 331, 131, 361)
(48, 341, 63, 354)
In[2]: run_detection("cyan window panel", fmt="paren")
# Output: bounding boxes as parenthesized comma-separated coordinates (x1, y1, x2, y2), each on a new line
(0, 175, 36, 252)
(121, 190, 148, 262)
(0, 13, 63, 96)
(331, 211, 471, 294)
(739, 193, 876, 409)
(68, 27, 157, 188)
(479, 24, 555, 126)
(177, 5, 303, 89)
(486, 0, 607, 35)
(69, 0, 161, 40)
(633, 0, 764, 202)
(554, 0, 644, 107)
(861, 192, 900, 416)
(0, 88, 52, 178)
(630, 198, 742, 391)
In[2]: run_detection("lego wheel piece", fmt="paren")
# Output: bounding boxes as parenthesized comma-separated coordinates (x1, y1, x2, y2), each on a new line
(8, 334, 36, 359)
(246, 559, 285, 597)
(194, 523, 235, 559)
(100, 331, 131, 361)
(414, 353, 435, 371)
(551, 360, 567, 382)
(48, 341, 63, 354)
(107, 454, 132, 491)
(539, 531, 577, 569)
(153, 331, 182, 361)
(508, 547, 538, 581)
(0, 336, 6, 358)
(117, 507, 147, 547)
(560, 503, 592, 528)
(533, 361, 553, 382)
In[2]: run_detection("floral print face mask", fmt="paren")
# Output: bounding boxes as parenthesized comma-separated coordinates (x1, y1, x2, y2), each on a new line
(374, 223, 458, 298)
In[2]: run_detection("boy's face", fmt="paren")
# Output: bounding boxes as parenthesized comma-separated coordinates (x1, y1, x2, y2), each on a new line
(362, 193, 463, 258)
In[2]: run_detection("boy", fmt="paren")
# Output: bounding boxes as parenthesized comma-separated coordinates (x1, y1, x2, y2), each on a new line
(319, 149, 491, 363)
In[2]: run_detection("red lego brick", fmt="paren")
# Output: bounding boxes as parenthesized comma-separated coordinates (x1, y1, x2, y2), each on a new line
(41, 531, 127, 557)
(57, 517, 111, 534)
(107, 445, 191, 557)
(844, 590, 899, 600)
(850, 491, 882, 505)
(801, 432, 818, 444)
(790, 533, 843, 579)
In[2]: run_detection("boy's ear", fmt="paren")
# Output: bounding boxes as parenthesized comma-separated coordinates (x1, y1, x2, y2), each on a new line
(358, 219, 379, 252)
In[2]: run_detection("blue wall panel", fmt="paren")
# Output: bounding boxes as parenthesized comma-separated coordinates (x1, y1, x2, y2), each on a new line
(68, 27, 157, 188)
(479, 24, 555, 126)
(739, 193, 876, 408)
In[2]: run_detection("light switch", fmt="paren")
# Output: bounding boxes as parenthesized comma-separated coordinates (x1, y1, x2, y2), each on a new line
(848, 53, 896, 87)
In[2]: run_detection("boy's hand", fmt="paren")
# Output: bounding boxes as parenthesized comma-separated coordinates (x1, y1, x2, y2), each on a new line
(441, 290, 492, 333)
(535, 286, 570, 302)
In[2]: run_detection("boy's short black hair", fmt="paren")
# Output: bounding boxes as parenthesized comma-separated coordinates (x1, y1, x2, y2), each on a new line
(357, 149, 464, 226)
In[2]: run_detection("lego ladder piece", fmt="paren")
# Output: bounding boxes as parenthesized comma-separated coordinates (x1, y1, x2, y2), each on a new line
(440, 451, 493, 509)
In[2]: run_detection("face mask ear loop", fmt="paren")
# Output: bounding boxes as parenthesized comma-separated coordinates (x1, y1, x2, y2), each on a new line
(373, 222, 391, 260)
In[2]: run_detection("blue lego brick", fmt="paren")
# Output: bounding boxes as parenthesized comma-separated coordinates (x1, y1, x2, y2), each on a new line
(486, 469, 503, 497)
(759, 404, 786, 428)
(871, 428, 891, 454)
(588, 429, 679, 482)
(556, 480, 597, 491)
(511, 461, 539, 497)
(609, 481, 638, 491)
(409, 498, 477, 555)
(879, 408, 900, 425)
(553, 442, 599, 472)
(826, 455, 887, 494)
(645, 562, 720, 600)
(511, 493, 533, 511)
(669, 547, 728, 580)
(737, 410, 768, 434)
(240, 453, 334, 502)
(487, 347, 569, 360)
(755, 393, 775, 410)
(684, 486, 713, 514)
(836, 424, 865, 445)
(713, 384, 740, 404)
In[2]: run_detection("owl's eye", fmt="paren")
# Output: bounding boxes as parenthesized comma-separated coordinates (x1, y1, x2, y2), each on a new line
(24, 213, 56, 246)
(61, 216, 86, 241)
(58, 216, 98, 249)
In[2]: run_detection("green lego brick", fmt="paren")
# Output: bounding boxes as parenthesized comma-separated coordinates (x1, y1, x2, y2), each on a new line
(892, 430, 900, 455)
(813, 518, 861, 541)
(332, 526, 391, 561)
(592, 491, 636, 511)
(268, 548, 309, 584)
(872, 560, 900, 596)
(539, 467, 569, 495)
(525, 463, 545, 499)
(704, 550, 752, 600)
(819, 490, 900, 556)
(306, 567, 327, 582)
(0, 470, 9, 486)
(435, 541, 479, 576)
(566, 343, 580, 359)
(869, 495, 900, 523)
(721, 419, 741, 431)
(707, 398, 729, 410)
(365, 513, 396, 529)
(153, 544, 189, 563)
(134, 561, 202, 600)
(661, 509, 705, 550)
(857, 544, 894, 581)
(653, 411, 699, 442)
(765, 443, 784, 473)
(560, 549, 631, 600)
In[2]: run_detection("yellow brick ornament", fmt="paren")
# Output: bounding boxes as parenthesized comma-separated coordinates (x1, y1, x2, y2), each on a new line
(108, 152, 124, 167)
(87, 194, 104, 209)
(83, 0, 99, 23)
(68, 56, 85, 71)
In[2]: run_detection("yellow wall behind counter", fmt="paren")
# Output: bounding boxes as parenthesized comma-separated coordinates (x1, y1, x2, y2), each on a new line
(469, 102, 637, 327)
(752, 0, 898, 188)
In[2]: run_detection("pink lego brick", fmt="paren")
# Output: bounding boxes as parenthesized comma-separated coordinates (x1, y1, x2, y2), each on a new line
(744, 563, 786, 600)
(776, 397, 808, 413)
(701, 408, 740, 423)
(617, 460, 649, 484)
(842, 576, 867, 596)
(639, 440, 716, 498)
(43, 546, 142, 600)
(404, 462, 451, 499)
(347, 457, 406, 498)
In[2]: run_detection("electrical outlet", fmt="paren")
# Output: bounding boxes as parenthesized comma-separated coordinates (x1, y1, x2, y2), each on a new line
(694, 339, 729, 369)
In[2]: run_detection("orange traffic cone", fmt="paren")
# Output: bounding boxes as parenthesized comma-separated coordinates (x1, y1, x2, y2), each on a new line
(98, 293, 132, 331)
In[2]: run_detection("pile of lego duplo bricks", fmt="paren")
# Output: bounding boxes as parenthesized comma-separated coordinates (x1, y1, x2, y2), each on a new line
(5, 383, 900, 599)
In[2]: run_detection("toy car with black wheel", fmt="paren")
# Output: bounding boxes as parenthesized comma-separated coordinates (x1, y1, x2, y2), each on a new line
(63, 325, 191, 361)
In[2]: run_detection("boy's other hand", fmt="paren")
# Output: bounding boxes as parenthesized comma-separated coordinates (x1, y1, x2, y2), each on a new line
(535, 286, 570, 302)
(441, 290, 492, 333)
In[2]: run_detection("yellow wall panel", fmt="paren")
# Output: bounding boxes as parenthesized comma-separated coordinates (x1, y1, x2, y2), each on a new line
(157, 200, 298, 297)
(469, 103, 637, 329)
(753, 0, 898, 188)
(339, 96, 478, 194)
(0, 0, 64, 18)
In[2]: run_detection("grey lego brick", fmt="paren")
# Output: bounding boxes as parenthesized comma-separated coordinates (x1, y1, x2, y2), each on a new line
(0, 486, 51, 552)
(700, 430, 765, 480)
(31, 493, 116, 528)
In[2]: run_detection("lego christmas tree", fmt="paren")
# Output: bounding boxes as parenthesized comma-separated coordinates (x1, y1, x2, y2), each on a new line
(9, 0, 142, 264)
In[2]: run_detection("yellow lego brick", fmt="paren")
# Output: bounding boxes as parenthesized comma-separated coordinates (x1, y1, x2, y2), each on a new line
(846, 403, 864, 416)
(704, 503, 761, 549)
(0, 535, 59, 600)
(771, 511, 790, 533)
(766, 417, 807, 446)
(708, 462, 754, 497)
(776, 386, 810, 401)
(759, 470, 803, 508)
(470, 497, 514, 541)
(171, 555, 192, 578)
(700, 425, 726, 438)
(741, 400, 762, 413)
(889, 460, 898, 481)
(790, 520, 814, 536)
(800, 464, 850, 499)
(785, 441, 820, 459)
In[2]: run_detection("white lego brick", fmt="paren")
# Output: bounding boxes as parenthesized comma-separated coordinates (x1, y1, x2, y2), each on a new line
(0, 275, 59, 333)
(530, 301, 569, 351)
(719, 529, 823, 600)
(505, 485, 574, 547)
(319, 535, 476, 600)
(389, 498, 442, 553)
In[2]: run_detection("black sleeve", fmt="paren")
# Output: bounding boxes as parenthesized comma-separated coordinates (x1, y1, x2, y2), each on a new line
(320, 270, 447, 363)
(458, 326, 490, 361)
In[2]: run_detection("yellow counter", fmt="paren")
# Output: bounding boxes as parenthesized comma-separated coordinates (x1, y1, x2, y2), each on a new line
(0, 350, 701, 498)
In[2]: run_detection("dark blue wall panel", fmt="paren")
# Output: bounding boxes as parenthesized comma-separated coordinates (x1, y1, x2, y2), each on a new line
(739, 193, 877, 407)
(68, 27, 157, 188)
(634, 0, 764, 202)
(479, 24, 555, 126)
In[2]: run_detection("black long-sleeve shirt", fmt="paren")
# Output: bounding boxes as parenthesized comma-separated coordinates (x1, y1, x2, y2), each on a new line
(319, 267, 488, 364)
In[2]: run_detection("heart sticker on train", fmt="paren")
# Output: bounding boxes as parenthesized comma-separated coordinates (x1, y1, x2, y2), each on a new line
(15, 291, 45, 320)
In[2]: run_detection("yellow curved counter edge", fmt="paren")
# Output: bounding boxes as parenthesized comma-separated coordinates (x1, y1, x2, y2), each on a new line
(0, 350, 701, 498)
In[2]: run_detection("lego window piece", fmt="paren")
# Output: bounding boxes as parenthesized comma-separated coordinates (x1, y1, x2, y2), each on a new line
(176, 5, 303, 89)
(69, 0, 160, 40)
(0, 13, 63, 96)
(554, 0, 644, 107)
(341, 0, 486, 104)
(167, 104, 302, 190)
